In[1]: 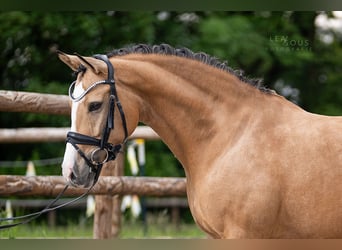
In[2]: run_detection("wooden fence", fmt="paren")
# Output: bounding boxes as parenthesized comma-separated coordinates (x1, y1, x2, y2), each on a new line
(0, 90, 70, 115)
(0, 126, 159, 143)
(0, 175, 186, 197)
(0, 90, 187, 239)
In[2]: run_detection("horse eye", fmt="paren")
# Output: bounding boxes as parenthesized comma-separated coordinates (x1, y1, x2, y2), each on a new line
(88, 102, 102, 112)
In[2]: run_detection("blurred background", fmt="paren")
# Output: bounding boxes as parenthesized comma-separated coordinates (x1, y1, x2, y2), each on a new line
(0, 11, 341, 238)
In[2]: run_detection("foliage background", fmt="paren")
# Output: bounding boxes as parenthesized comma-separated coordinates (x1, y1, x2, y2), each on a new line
(0, 11, 341, 227)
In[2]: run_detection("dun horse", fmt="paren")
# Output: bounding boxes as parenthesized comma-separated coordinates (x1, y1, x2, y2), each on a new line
(58, 44, 341, 238)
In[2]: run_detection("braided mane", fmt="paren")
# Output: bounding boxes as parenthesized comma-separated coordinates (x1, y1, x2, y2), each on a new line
(107, 44, 272, 93)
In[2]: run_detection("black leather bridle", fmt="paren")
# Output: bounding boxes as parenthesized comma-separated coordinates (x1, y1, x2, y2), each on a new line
(66, 54, 128, 184)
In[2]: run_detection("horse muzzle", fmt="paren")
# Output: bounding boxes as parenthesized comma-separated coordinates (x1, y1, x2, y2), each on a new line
(64, 131, 122, 186)
(69, 164, 96, 188)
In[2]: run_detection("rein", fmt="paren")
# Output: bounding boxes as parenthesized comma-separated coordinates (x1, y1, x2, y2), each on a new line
(0, 54, 128, 230)
(0, 184, 93, 229)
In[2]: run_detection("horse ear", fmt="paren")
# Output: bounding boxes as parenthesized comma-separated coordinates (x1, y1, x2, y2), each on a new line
(57, 50, 81, 71)
(78, 56, 107, 75)
(57, 51, 107, 75)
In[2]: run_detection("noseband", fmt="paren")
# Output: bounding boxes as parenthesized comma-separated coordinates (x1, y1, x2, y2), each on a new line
(66, 54, 128, 184)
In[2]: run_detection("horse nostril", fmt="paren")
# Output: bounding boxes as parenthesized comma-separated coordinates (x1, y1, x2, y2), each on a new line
(70, 172, 76, 181)
(69, 172, 79, 186)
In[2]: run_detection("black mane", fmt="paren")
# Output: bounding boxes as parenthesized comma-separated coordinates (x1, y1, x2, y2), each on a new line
(107, 44, 272, 93)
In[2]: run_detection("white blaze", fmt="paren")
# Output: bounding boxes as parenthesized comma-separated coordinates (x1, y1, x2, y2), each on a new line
(61, 82, 84, 181)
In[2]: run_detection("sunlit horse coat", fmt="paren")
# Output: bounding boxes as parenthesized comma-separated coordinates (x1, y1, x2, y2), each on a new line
(59, 44, 342, 238)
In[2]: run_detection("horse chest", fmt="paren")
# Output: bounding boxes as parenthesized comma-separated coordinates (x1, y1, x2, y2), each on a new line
(187, 195, 223, 238)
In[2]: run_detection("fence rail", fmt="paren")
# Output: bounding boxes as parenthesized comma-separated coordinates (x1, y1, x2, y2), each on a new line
(0, 126, 160, 143)
(0, 90, 70, 115)
(0, 175, 186, 197)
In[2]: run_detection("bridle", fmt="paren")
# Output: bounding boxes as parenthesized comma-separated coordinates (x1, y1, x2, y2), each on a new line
(66, 54, 128, 184)
(0, 54, 128, 230)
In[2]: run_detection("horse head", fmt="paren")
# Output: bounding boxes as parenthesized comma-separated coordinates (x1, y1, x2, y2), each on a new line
(58, 51, 138, 187)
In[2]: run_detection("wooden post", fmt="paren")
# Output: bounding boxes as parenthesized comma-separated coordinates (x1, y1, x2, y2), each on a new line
(171, 207, 180, 229)
(93, 153, 124, 239)
(111, 154, 124, 238)
(93, 161, 115, 239)
(48, 210, 56, 228)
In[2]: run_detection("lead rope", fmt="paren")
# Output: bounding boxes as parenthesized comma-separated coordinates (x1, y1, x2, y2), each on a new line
(0, 183, 94, 230)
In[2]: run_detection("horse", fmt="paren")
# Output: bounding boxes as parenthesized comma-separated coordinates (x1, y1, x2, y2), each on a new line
(58, 44, 342, 238)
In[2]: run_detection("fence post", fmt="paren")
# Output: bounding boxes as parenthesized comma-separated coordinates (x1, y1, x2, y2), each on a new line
(93, 154, 124, 239)
(93, 161, 114, 239)
(111, 153, 124, 238)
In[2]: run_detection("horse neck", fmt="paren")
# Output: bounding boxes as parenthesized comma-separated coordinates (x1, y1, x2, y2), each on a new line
(112, 55, 266, 174)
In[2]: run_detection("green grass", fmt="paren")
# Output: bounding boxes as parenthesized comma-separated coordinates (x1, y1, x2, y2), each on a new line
(0, 205, 206, 239)
(0, 221, 205, 239)
(0, 224, 93, 239)
(121, 222, 206, 239)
